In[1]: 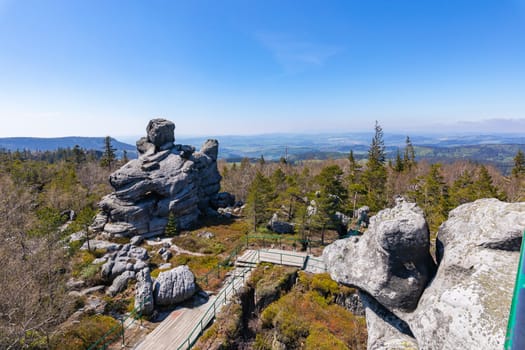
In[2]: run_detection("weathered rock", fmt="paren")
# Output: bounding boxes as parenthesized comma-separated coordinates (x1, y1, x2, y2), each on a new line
(80, 239, 121, 252)
(360, 292, 418, 350)
(406, 199, 525, 350)
(211, 192, 235, 209)
(267, 213, 295, 234)
(147, 118, 175, 149)
(135, 269, 155, 316)
(66, 278, 85, 291)
(107, 271, 135, 296)
(130, 235, 144, 246)
(197, 231, 214, 239)
(93, 119, 222, 237)
(69, 230, 86, 242)
(153, 265, 196, 306)
(324, 198, 435, 313)
(162, 250, 172, 262)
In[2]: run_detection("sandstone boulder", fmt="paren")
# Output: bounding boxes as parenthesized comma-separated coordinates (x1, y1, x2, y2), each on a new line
(92, 118, 222, 237)
(153, 265, 196, 306)
(406, 199, 525, 349)
(323, 198, 436, 312)
(135, 268, 154, 316)
(360, 292, 418, 350)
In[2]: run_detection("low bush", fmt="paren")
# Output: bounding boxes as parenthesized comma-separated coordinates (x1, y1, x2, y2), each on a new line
(52, 314, 120, 350)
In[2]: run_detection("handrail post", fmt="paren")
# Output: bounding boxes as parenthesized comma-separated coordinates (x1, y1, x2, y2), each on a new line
(505, 230, 525, 349)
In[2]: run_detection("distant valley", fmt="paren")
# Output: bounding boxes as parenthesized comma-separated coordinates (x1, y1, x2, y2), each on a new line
(1, 133, 524, 174)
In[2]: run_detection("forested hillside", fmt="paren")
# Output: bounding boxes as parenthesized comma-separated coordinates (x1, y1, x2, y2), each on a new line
(0, 125, 524, 349)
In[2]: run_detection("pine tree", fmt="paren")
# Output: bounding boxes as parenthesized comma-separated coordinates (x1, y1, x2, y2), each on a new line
(100, 136, 116, 170)
(394, 149, 404, 172)
(246, 171, 275, 232)
(313, 165, 348, 242)
(450, 170, 476, 206)
(410, 163, 449, 233)
(474, 165, 500, 199)
(512, 150, 525, 177)
(403, 136, 416, 170)
(362, 121, 387, 211)
(164, 212, 178, 237)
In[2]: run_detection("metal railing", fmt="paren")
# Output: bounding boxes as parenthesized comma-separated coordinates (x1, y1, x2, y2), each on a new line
(87, 296, 152, 350)
(505, 230, 525, 349)
(177, 268, 251, 350)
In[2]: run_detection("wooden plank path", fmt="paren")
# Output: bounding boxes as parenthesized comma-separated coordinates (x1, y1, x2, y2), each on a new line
(133, 267, 251, 350)
(133, 249, 326, 350)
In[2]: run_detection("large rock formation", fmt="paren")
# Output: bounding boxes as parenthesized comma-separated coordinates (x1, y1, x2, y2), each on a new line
(92, 118, 222, 237)
(324, 198, 525, 350)
(407, 199, 525, 349)
(324, 198, 436, 312)
(153, 265, 196, 306)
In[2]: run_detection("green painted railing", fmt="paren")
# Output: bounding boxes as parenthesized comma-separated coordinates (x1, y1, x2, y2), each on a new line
(87, 295, 152, 350)
(177, 268, 251, 350)
(505, 230, 525, 349)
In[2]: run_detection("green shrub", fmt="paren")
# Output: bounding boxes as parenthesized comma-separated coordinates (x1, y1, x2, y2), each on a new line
(53, 315, 120, 350)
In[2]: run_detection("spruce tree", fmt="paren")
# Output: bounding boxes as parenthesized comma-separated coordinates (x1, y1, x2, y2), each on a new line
(362, 121, 387, 211)
(100, 136, 116, 170)
(403, 136, 416, 170)
(164, 212, 178, 237)
(394, 149, 404, 172)
(512, 150, 525, 177)
(314, 165, 348, 242)
(246, 171, 275, 232)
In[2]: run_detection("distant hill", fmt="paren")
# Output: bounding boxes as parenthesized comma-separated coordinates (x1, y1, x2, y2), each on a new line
(0, 137, 137, 158)
(1, 133, 523, 174)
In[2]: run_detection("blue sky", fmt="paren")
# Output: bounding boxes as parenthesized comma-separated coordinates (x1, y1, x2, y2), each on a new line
(0, 0, 524, 138)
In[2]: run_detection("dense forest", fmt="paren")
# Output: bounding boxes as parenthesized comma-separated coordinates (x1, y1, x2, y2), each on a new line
(0, 126, 524, 349)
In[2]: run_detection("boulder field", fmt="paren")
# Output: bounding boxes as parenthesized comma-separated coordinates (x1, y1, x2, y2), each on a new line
(324, 198, 525, 350)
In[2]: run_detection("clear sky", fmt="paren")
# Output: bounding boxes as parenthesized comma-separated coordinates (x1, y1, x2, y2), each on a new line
(0, 0, 524, 138)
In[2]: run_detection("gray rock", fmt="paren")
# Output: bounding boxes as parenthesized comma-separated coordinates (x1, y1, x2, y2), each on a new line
(162, 251, 172, 262)
(153, 265, 196, 306)
(267, 213, 295, 234)
(69, 230, 86, 242)
(80, 239, 121, 252)
(147, 118, 175, 149)
(130, 235, 144, 246)
(93, 119, 222, 238)
(361, 292, 418, 350)
(323, 198, 436, 312)
(80, 285, 106, 296)
(406, 199, 525, 350)
(128, 246, 149, 260)
(133, 260, 148, 271)
(211, 192, 235, 209)
(135, 269, 154, 316)
(158, 263, 172, 270)
(197, 231, 214, 239)
(92, 257, 107, 265)
(107, 271, 135, 296)
(66, 278, 85, 291)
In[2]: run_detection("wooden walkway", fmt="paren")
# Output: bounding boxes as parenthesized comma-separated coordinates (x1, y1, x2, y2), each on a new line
(132, 249, 326, 350)
(133, 267, 251, 350)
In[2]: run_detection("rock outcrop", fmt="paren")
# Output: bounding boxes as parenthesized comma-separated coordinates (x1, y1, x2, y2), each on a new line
(135, 268, 155, 316)
(324, 198, 436, 313)
(92, 118, 222, 237)
(324, 198, 525, 350)
(406, 199, 525, 349)
(267, 213, 295, 234)
(153, 265, 196, 306)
